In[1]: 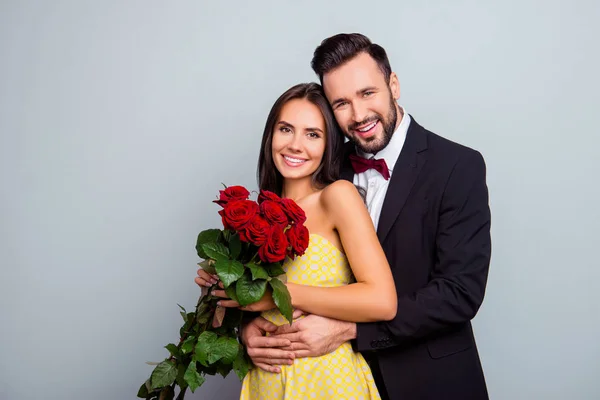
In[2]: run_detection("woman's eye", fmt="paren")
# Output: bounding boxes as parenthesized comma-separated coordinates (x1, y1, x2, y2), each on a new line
(307, 132, 320, 139)
(279, 126, 291, 133)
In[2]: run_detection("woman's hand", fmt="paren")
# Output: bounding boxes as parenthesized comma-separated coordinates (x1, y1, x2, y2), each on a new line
(212, 284, 276, 312)
(195, 268, 219, 287)
(197, 267, 276, 312)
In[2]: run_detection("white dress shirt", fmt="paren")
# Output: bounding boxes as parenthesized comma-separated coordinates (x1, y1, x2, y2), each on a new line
(353, 106, 411, 230)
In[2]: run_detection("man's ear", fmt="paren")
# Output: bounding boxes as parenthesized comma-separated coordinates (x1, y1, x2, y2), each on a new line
(389, 72, 400, 100)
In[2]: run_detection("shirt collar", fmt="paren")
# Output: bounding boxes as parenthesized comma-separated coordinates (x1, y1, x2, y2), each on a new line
(356, 105, 411, 174)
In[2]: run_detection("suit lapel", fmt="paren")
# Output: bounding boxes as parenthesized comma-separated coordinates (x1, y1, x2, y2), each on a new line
(377, 116, 428, 243)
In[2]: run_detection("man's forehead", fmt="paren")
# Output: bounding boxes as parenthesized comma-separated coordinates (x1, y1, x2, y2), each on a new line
(322, 55, 384, 96)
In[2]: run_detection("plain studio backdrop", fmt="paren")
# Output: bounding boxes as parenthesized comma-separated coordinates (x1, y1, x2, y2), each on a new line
(1, 1, 598, 399)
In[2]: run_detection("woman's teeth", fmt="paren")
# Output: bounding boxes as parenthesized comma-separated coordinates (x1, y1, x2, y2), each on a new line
(284, 155, 306, 164)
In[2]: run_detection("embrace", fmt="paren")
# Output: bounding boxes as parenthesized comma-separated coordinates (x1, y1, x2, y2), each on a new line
(196, 33, 491, 400)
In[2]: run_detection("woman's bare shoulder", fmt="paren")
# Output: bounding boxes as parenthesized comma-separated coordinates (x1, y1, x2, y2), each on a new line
(319, 180, 362, 210)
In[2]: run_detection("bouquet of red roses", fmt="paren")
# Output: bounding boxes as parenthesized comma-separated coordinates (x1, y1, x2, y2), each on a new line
(137, 185, 309, 400)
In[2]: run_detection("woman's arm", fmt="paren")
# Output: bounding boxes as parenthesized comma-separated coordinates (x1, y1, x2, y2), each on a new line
(287, 180, 397, 322)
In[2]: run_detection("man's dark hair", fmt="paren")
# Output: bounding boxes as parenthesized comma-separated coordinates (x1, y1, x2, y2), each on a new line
(311, 33, 392, 83)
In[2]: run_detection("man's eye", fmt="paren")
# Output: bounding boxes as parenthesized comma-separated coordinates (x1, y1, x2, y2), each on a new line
(364, 91, 374, 97)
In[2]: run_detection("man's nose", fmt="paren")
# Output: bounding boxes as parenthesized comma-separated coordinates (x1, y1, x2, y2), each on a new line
(351, 102, 368, 125)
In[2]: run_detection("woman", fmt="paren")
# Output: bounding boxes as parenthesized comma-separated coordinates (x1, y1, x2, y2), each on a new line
(196, 83, 396, 399)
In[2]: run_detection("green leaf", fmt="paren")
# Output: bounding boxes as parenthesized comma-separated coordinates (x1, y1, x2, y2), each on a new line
(150, 360, 177, 389)
(195, 331, 218, 366)
(214, 259, 244, 288)
(179, 320, 191, 338)
(175, 364, 187, 389)
(177, 304, 187, 322)
(221, 307, 243, 330)
(202, 242, 229, 262)
(196, 229, 222, 259)
(229, 233, 242, 259)
(164, 343, 179, 358)
(216, 362, 232, 377)
(247, 263, 269, 280)
(236, 271, 267, 306)
(197, 259, 216, 275)
(265, 262, 286, 277)
(181, 336, 196, 354)
(212, 336, 239, 365)
(183, 361, 206, 393)
(186, 312, 195, 323)
(269, 277, 293, 324)
(233, 345, 251, 381)
(137, 379, 151, 398)
(158, 386, 174, 400)
(196, 308, 211, 325)
(224, 283, 239, 303)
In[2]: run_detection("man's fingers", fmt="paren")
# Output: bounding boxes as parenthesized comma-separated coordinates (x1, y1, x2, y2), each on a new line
(254, 363, 281, 374)
(281, 341, 310, 351)
(272, 332, 303, 343)
(273, 323, 300, 335)
(248, 336, 291, 349)
(252, 357, 294, 366)
(252, 317, 278, 333)
(293, 350, 313, 358)
(247, 347, 294, 360)
(292, 309, 307, 319)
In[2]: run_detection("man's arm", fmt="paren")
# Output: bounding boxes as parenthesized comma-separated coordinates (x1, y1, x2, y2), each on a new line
(355, 150, 491, 352)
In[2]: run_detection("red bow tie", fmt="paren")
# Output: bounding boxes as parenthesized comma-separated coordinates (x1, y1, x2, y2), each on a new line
(349, 154, 390, 180)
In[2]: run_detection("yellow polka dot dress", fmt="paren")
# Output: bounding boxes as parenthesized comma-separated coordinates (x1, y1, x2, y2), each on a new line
(240, 234, 381, 400)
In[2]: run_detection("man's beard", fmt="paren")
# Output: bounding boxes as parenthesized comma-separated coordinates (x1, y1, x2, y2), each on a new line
(349, 94, 399, 154)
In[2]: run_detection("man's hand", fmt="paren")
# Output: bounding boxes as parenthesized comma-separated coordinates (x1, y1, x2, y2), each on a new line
(242, 316, 295, 373)
(273, 313, 357, 358)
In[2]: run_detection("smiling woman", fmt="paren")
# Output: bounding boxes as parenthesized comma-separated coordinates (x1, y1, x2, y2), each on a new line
(257, 83, 343, 197)
(271, 99, 327, 179)
(195, 81, 397, 399)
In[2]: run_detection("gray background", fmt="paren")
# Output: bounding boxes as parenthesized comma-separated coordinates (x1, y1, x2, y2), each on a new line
(1, 1, 599, 399)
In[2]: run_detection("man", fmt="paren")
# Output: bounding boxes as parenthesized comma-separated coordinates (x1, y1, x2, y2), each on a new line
(241, 33, 492, 399)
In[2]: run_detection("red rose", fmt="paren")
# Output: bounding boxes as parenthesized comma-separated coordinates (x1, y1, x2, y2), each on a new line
(285, 223, 309, 259)
(260, 201, 288, 226)
(280, 198, 307, 224)
(258, 226, 288, 263)
(222, 200, 259, 231)
(213, 185, 250, 207)
(258, 190, 282, 204)
(242, 215, 270, 246)
(218, 209, 233, 230)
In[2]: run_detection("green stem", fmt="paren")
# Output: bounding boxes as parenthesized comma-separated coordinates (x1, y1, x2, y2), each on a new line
(175, 385, 186, 400)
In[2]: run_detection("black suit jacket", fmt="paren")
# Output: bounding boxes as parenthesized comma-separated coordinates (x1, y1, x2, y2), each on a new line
(341, 116, 491, 399)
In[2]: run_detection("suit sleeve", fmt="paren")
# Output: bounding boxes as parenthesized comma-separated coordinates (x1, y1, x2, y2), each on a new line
(355, 150, 492, 352)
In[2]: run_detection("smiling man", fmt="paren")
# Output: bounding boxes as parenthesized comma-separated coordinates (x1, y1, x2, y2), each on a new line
(242, 33, 492, 399)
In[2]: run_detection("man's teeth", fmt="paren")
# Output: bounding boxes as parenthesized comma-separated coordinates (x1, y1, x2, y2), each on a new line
(357, 121, 377, 132)
(284, 156, 306, 164)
